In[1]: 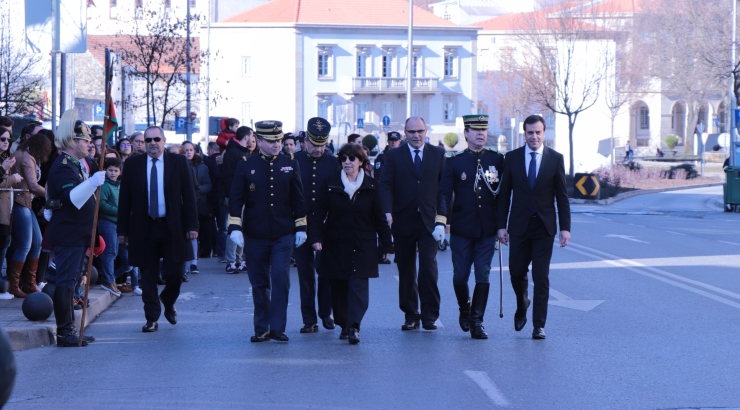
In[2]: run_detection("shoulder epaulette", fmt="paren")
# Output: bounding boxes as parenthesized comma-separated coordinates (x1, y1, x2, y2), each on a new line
(242, 156, 248, 161)
(445, 150, 465, 158)
(485, 147, 500, 153)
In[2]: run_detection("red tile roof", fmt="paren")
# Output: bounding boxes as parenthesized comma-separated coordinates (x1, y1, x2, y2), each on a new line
(224, 0, 457, 27)
(88, 35, 201, 74)
(473, 2, 601, 32)
(577, 0, 649, 14)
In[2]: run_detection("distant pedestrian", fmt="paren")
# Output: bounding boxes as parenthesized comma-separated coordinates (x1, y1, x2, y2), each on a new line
(221, 126, 253, 273)
(216, 118, 239, 153)
(182, 141, 212, 276)
(117, 126, 199, 333)
(98, 158, 126, 296)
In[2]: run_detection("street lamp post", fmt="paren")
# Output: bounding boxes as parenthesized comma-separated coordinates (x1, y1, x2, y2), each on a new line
(186, 0, 192, 142)
(731, 0, 737, 166)
(406, 0, 413, 119)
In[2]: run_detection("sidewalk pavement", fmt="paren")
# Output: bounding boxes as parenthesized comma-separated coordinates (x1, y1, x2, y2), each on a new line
(0, 287, 121, 351)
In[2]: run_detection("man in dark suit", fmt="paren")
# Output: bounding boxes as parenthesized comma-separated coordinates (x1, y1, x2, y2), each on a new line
(118, 126, 199, 333)
(379, 116, 446, 331)
(496, 114, 571, 340)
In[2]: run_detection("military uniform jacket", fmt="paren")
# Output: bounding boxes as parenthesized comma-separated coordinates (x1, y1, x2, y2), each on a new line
(229, 152, 307, 239)
(46, 153, 97, 247)
(295, 150, 339, 217)
(438, 148, 504, 239)
(373, 150, 388, 183)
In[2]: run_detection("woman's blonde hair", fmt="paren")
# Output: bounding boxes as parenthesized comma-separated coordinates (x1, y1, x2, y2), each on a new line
(55, 109, 79, 149)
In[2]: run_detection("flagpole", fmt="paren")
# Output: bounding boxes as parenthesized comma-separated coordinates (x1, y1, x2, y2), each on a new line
(79, 53, 114, 346)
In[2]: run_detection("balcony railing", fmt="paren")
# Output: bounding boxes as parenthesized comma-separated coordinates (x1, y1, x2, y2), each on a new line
(347, 77, 440, 94)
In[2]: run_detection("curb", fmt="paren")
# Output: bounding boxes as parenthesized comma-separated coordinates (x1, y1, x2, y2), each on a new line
(569, 182, 725, 206)
(5, 289, 120, 351)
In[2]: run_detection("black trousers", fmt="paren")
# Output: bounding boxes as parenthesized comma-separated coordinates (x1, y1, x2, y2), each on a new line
(140, 219, 183, 323)
(509, 214, 554, 329)
(394, 213, 440, 323)
(294, 244, 332, 324)
(329, 277, 369, 331)
(198, 214, 216, 257)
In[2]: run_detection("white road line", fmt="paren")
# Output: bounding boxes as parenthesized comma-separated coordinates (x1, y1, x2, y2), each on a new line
(628, 223, 646, 228)
(596, 217, 612, 221)
(718, 241, 740, 246)
(464, 371, 509, 406)
(665, 231, 686, 236)
(567, 243, 740, 310)
(393, 275, 399, 281)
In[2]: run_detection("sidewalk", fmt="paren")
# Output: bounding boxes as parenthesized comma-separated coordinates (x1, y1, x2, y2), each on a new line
(0, 287, 120, 351)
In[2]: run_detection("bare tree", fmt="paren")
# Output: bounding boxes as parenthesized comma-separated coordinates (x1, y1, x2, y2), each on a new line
(0, 10, 45, 117)
(113, 9, 204, 128)
(516, 6, 608, 176)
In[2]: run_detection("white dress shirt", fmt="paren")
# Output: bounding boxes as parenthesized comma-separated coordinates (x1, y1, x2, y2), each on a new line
(524, 144, 544, 179)
(408, 143, 425, 163)
(147, 154, 166, 217)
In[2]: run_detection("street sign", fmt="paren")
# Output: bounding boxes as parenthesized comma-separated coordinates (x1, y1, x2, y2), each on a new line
(382, 116, 391, 126)
(93, 103, 104, 119)
(383, 126, 390, 134)
(175, 117, 200, 134)
(735, 109, 740, 127)
(358, 118, 364, 129)
(573, 173, 600, 199)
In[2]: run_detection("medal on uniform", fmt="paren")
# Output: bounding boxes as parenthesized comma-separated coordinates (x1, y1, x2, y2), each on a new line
(249, 183, 255, 191)
(485, 167, 498, 183)
(251, 170, 255, 174)
(461, 172, 467, 181)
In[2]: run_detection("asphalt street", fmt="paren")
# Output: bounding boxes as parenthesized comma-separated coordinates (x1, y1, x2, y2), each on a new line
(6, 186, 740, 409)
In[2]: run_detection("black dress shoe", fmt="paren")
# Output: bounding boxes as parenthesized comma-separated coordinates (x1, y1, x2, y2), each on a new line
(401, 320, 420, 331)
(142, 321, 158, 332)
(321, 316, 336, 330)
(269, 330, 289, 342)
(470, 322, 489, 340)
(300, 323, 318, 333)
(163, 306, 177, 325)
(181, 272, 189, 282)
(422, 322, 437, 331)
(339, 328, 349, 340)
(83, 334, 95, 343)
(56, 334, 88, 347)
(251, 332, 270, 342)
(378, 257, 391, 264)
(532, 327, 546, 340)
(157, 277, 166, 285)
(347, 327, 360, 344)
(514, 297, 531, 332)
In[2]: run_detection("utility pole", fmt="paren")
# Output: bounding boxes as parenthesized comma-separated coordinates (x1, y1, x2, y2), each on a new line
(406, 0, 413, 119)
(731, 0, 738, 166)
(51, 0, 60, 131)
(60, 53, 66, 113)
(186, 0, 192, 142)
(205, 0, 211, 142)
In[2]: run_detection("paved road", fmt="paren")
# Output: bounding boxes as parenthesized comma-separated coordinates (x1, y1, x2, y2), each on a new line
(7, 186, 740, 409)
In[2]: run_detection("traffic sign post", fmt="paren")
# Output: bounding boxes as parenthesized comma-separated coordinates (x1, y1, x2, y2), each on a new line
(93, 103, 105, 120)
(382, 116, 391, 126)
(383, 126, 390, 134)
(358, 118, 364, 129)
(573, 173, 601, 200)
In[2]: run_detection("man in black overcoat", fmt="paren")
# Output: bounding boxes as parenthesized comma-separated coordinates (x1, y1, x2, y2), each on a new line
(118, 126, 199, 333)
(379, 116, 446, 331)
(496, 115, 571, 340)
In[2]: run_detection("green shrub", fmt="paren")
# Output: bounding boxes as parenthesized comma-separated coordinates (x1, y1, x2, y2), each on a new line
(665, 135, 678, 150)
(362, 135, 377, 150)
(443, 133, 458, 148)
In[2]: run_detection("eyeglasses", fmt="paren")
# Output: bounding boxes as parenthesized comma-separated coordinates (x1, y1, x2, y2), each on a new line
(144, 137, 162, 143)
(132, 139, 145, 144)
(0, 138, 8, 143)
(405, 129, 426, 135)
(339, 155, 357, 163)
(120, 143, 131, 147)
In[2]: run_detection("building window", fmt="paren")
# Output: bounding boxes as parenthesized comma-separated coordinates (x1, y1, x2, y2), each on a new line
(412, 55, 419, 77)
(357, 54, 368, 77)
(316, 45, 334, 80)
(444, 55, 456, 77)
(135, 0, 143, 19)
(318, 54, 329, 77)
(241, 102, 251, 127)
(356, 103, 368, 124)
(444, 101, 455, 122)
(412, 102, 419, 118)
(444, 13, 451, 20)
(318, 99, 333, 124)
(110, 0, 117, 19)
(382, 102, 393, 122)
(640, 106, 649, 129)
(241, 56, 251, 77)
(382, 55, 392, 78)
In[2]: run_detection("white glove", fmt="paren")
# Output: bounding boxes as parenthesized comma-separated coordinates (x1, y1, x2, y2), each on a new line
(43, 209, 53, 221)
(432, 225, 446, 242)
(230, 230, 244, 248)
(295, 232, 307, 247)
(69, 172, 105, 210)
(90, 171, 106, 187)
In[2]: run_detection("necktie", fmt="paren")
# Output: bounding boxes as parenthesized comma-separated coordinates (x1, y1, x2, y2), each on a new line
(149, 158, 159, 219)
(528, 152, 537, 215)
(414, 149, 421, 176)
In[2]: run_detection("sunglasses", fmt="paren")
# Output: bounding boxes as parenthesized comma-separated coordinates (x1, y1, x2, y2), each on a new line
(144, 137, 162, 143)
(339, 155, 358, 163)
(120, 143, 131, 147)
(0, 138, 8, 143)
(405, 129, 426, 135)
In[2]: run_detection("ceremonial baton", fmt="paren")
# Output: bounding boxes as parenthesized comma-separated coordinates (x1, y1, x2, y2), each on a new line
(498, 239, 504, 318)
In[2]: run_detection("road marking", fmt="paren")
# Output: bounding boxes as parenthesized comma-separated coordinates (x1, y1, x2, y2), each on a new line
(718, 241, 740, 246)
(528, 282, 604, 311)
(665, 231, 686, 236)
(628, 223, 646, 228)
(464, 371, 509, 406)
(566, 243, 740, 310)
(176, 292, 196, 302)
(394, 275, 399, 281)
(604, 234, 650, 244)
(596, 217, 612, 221)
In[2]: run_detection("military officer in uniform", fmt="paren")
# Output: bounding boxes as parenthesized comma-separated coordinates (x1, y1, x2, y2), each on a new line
(294, 117, 339, 333)
(228, 121, 307, 343)
(437, 114, 504, 339)
(373, 131, 401, 264)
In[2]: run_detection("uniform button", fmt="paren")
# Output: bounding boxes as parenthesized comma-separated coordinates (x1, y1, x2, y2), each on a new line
(479, 205, 482, 208)
(313, 167, 316, 170)
(417, 181, 420, 183)
(312, 182, 315, 185)
(270, 185, 273, 188)
(478, 196, 482, 199)
(271, 169, 274, 172)
(271, 204, 274, 206)
(312, 190, 315, 193)
(477, 159, 481, 162)
(270, 177, 273, 180)
(312, 198, 316, 201)
(271, 193, 274, 196)
(312, 174, 316, 177)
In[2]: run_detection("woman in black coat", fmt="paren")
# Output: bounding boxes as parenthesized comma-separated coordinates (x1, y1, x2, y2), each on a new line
(309, 144, 393, 344)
